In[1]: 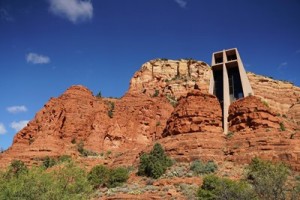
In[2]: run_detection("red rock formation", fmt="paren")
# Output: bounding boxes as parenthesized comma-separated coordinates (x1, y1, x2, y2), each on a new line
(227, 95, 300, 171)
(159, 132, 225, 163)
(1, 59, 300, 173)
(288, 102, 300, 125)
(248, 72, 300, 115)
(129, 59, 211, 99)
(228, 95, 281, 132)
(226, 130, 300, 171)
(0, 85, 174, 168)
(157, 90, 225, 162)
(163, 90, 223, 136)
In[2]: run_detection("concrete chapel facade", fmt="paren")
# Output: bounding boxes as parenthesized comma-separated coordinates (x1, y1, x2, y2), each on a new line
(209, 48, 254, 134)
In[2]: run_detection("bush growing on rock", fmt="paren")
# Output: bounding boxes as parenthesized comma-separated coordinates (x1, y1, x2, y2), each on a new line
(77, 140, 98, 157)
(6, 160, 28, 178)
(88, 165, 129, 188)
(138, 143, 172, 179)
(42, 155, 72, 169)
(88, 165, 109, 188)
(197, 174, 257, 200)
(246, 157, 290, 200)
(190, 160, 218, 175)
(42, 156, 57, 169)
(107, 167, 129, 188)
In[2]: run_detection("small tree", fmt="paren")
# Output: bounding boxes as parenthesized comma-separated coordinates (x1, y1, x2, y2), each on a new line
(7, 160, 28, 178)
(88, 165, 109, 188)
(96, 91, 102, 98)
(138, 143, 172, 179)
(197, 175, 257, 200)
(247, 157, 290, 200)
(190, 160, 218, 175)
(42, 156, 57, 169)
(88, 165, 129, 188)
(108, 167, 129, 188)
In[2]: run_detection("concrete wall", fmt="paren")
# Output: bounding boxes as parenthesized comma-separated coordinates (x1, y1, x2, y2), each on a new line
(209, 48, 254, 134)
(235, 49, 254, 97)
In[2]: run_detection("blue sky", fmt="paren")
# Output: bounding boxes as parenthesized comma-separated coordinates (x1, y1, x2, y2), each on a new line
(0, 0, 300, 150)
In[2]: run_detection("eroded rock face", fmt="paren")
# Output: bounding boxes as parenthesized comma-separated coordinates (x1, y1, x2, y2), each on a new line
(163, 90, 223, 136)
(226, 95, 300, 171)
(129, 59, 211, 99)
(0, 85, 174, 168)
(248, 72, 300, 115)
(159, 132, 225, 163)
(1, 59, 300, 173)
(226, 130, 300, 171)
(228, 95, 281, 132)
(155, 90, 225, 163)
(288, 103, 300, 125)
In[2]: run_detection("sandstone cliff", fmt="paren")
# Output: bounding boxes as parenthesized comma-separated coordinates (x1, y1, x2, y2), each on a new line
(129, 59, 211, 98)
(1, 59, 300, 172)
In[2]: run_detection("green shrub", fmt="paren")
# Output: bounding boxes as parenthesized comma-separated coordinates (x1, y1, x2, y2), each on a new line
(166, 94, 178, 107)
(58, 155, 72, 163)
(45, 162, 92, 199)
(71, 138, 76, 144)
(262, 100, 269, 107)
(152, 89, 159, 97)
(96, 91, 102, 98)
(0, 167, 52, 199)
(88, 165, 129, 188)
(197, 175, 257, 200)
(226, 131, 234, 138)
(247, 157, 290, 200)
(88, 165, 109, 188)
(108, 110, 113, 118)
(42, 155, 72, 169)
(190, 160, 218, 175)
(107, 101, 115, 118)
(0, 162, 92, 200)
(42, 156, 57, 169)
(138, 143, 172, 179)
(108, 167, 129, 188)
(6, 160, 28, 178)
(291, 181, 300, 200)
(77, 140, 98, 157)
(280, 122, 286, 131)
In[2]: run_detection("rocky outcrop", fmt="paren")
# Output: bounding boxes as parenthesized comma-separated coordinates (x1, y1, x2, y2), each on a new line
(228, 95, 281, 132)
(1, 59, 300, 173)
(163, 90, 222, 136)
(226, 95, 300, 171)
(129, 61, 300, 118)
(248, 72, 300, 115)
(157, 90, 224, 162)
(0, 85, 174, 168)
(288, 103, 300, 125)
(159, 132, 225, 163)
(129, 59, 211, 99)
(226, 130, 300, 171)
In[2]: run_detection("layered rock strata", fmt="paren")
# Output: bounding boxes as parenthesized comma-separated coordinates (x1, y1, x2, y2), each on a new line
(1, 59, 300, 172)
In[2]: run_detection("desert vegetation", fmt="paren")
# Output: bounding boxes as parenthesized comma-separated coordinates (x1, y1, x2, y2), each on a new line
(0, 158, 129, 199)
(0, 149, 299, 199)
(138, 143, 172, 179)
(107, 101, 115, 118)
(197, 158, 300, 200)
